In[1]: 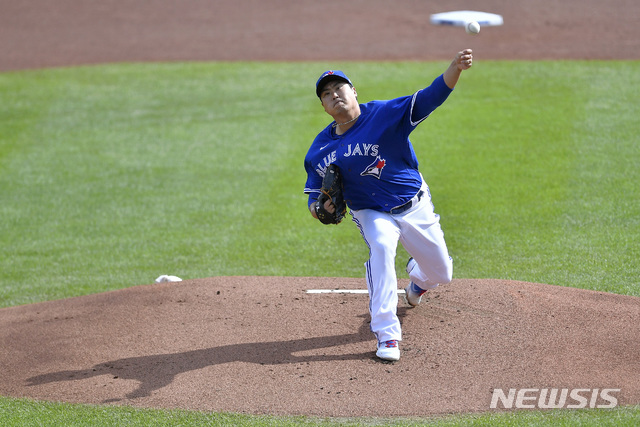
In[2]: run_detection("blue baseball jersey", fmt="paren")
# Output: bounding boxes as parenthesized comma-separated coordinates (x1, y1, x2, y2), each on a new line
(304, 74, 452, 212)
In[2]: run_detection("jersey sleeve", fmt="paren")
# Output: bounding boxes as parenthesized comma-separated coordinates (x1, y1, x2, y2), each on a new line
(410, 74, 453, 126)
(303, 157, 323, 207)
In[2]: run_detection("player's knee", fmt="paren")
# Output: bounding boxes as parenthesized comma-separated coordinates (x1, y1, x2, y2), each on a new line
(440, 273, 453, 285)
(434, 273, 452, 285)
(434, 259, 453, 285)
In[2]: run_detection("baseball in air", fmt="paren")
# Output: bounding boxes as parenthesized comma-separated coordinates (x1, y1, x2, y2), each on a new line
(465, 21, 480, 35)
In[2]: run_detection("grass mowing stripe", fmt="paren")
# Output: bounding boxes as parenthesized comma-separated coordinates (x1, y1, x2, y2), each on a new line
(563, 63, 640, 295)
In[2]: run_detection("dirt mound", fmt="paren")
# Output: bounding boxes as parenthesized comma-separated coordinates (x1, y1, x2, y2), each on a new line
(1, 277, 638, 417)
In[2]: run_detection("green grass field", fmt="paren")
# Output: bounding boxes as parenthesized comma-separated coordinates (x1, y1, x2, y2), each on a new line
(1, 60, 639, 425)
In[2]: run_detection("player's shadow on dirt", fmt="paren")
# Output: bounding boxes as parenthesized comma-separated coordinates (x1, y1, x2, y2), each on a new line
(26, 312, 398, 402)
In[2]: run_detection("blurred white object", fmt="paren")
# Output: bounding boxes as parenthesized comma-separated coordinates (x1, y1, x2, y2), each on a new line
(430, 10, 503, 27)
(155, 275, 183, 283)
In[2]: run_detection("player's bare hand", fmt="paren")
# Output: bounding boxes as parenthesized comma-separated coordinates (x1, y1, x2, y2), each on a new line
(455, 49, 473, 70)
(323, 198, 336, 214)
(309, 199, 336, 219)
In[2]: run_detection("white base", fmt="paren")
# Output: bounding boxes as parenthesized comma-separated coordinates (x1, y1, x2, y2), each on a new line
(430, 10, 504, 27)
(155, 274, 182, 283)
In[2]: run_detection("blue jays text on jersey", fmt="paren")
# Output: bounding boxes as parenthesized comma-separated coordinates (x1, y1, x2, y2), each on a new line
(304, 74, 453, 212)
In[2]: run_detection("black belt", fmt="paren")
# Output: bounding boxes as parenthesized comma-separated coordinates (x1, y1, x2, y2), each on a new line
(390, 190, 424, 215)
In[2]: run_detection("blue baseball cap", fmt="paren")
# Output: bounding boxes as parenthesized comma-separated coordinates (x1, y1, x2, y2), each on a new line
(315, 70, 352, 98)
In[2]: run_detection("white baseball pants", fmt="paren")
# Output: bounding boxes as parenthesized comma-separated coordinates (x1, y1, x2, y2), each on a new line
(351, 181, 453, 343)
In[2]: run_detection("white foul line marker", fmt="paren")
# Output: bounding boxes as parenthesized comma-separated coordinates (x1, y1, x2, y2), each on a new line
(306, 289, 406, 294)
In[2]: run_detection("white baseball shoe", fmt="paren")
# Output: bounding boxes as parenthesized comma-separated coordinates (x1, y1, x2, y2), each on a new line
(404, 257, 428, 307)
(405, 282, 428, 307)
(376, 340, 400, 361)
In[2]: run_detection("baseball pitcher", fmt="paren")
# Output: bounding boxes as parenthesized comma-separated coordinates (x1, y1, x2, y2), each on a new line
(304, 49, 473, 361)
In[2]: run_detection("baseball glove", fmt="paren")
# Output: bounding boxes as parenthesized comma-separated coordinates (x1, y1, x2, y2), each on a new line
(315, 164, 347, 225)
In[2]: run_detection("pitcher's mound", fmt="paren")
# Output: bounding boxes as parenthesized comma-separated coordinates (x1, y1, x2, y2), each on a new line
(1, 277, 638, 417)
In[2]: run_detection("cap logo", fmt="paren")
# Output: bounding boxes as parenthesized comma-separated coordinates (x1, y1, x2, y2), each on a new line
(316, 70, 349, 97)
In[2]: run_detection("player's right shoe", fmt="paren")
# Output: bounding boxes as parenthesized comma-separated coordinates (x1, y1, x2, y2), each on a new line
(376, 340, 400, 361)
(405, 282, 428, 307)
(405, 257, 428, 307)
